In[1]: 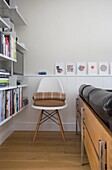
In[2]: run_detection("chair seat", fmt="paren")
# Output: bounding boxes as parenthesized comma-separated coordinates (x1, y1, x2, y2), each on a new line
(32, 102, 67, 111)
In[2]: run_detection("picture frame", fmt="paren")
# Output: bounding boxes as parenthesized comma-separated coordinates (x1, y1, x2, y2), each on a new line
(99, 62, 109, 75)
(76, 62, 87, 75)
(65, 62, 75, 75)
(88, 62, 98, 75)
(110, 62, 112, 75)
(55, 62, 64, 75)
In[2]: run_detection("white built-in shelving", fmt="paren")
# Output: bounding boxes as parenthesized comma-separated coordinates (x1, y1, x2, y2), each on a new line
(0, 0, 28, 128)
(0, 84, 29, 126)
(0, 0, 27, 26)
(16, 42, 28, 51)
(0, 0, 10, 9)
(0, 53, 17, 62)
(0, 16, 10, 28)
(0, 104, 28, 126)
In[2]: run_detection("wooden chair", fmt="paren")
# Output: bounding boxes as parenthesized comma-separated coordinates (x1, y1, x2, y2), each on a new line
(32, 77, 67, 143)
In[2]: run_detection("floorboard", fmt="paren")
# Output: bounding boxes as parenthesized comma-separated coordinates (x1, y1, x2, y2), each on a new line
(0, 131, 90, 170)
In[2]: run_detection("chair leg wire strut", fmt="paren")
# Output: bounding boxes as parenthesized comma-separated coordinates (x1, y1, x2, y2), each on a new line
(33, 109, 65, 143)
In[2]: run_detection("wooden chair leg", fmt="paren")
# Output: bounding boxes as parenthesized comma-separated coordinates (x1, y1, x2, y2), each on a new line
(33, 110, 43, 143)
(56, 110, 65, 142)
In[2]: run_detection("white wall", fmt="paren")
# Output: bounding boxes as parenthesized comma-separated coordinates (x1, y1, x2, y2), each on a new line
(15, 0, 112, 75)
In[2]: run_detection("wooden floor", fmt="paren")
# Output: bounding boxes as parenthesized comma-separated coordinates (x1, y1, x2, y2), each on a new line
(0, 131, 90, 170)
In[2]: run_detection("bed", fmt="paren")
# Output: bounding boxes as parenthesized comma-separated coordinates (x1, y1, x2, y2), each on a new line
(76, 84, 112, 170)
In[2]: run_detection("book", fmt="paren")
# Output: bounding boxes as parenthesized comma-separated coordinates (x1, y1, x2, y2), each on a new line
(19, 87, 23, 109)
(10, 90, 12, 116)
(12, 89, 16, 114)
(5, 90, 10, 118)
(0, 91, 5, 122)
(0, 31, 3, 54)
(16, 88, 19, 112)
(0, 91, 2, 122)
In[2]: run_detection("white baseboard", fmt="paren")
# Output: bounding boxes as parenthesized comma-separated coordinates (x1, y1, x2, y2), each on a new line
(0, 124, 14, 145)
(14, 122, 76, 131)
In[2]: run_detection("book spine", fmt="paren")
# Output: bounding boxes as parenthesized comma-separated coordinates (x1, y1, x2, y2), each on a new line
(19, 87, 23, 109)
(0, 91, 2, 122)
(5, 90, 10, 118)
(0, 31, 3, 54)
(10, 90, 12, 116)
(2, 91, 5, 121)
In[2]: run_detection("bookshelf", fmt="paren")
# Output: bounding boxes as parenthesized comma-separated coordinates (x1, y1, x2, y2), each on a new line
(0, 0, 28, 126)
(0, 85, 28, 126)
(0, 0, 27, 26)
(0, 16, 10, 28)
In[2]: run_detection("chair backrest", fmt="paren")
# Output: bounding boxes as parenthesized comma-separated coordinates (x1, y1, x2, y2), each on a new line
(37, 77, 64, 93)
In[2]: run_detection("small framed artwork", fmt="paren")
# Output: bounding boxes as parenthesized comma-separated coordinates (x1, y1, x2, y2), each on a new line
(110, 62, 112, 75)
(99, 62, 109, 75)
(77, 62, 87, 75)
(55, 62, 64, 75)
(88, 62, 98, 75)
(66, 62, 75, 75)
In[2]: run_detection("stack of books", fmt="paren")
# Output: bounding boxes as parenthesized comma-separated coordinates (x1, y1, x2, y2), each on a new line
(0, 69, 10, 87)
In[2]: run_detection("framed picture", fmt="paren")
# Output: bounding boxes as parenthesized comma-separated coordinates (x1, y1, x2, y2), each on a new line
(76, 62, 87, 75)
(99, 62, 109, 75)
(88, 62, 98, 75)
(110, 62, 112, 75)
(66, 62, 75, 75)
(55, 62, 64, 75)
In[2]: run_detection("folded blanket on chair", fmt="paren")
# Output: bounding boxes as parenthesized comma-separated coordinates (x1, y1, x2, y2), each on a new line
(32, 92, 66, 107)
(32, 92, 66, 101)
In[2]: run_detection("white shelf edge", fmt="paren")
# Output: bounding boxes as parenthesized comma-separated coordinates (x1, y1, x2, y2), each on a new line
(0, 116, 12, 126)
(9, 6, 27, 26)
(0, 85, 17, 91)
(0, 84, 28, 91)
(13, 6, 27, 25)
(0, 16, 10, 28)
(16, 42, 28, 51)
(0, 53, 17, 62)
(1, 5, 27, 26)
(0, 104, 28, 126)
(1, 0, 10, 9)
(24, 74, 112, 77)
(17, 84, 28, 88)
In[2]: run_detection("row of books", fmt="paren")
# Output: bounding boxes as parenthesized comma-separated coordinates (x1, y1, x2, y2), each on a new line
(0, 87, 23, 122)
(0, 31, 16, 60)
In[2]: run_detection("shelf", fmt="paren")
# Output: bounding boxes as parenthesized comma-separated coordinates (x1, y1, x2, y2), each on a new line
(0, 53, 17, 62)
(0, 16, 10, 28)
(0, 0, 27, 26)
(0, 0, 10, 9)
(0, 85, 17, 91)
(24, 74, 112, 77)
(17, 84, 28, 88)
(2, 6, 27, 26)
(0, 104, 28, 126)
(16, 42, 28, 51)
(0, 84, 28, 91)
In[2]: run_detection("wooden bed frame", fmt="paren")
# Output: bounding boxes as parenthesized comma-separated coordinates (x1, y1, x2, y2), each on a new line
(76, 96, 112, 170)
